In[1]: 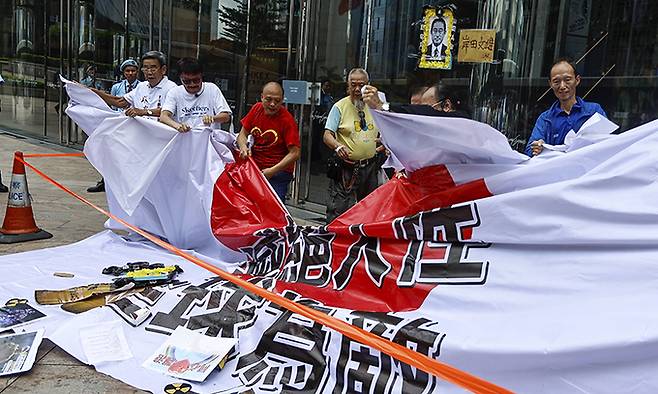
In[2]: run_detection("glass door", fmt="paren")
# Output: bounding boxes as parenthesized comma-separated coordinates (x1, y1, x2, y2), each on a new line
(292, 0, 367, 213)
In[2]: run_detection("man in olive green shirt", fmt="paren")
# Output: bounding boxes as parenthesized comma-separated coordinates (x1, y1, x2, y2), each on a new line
(323, 68, 383, 223)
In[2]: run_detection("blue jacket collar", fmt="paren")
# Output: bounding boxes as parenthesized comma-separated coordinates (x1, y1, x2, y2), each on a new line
(550, 96, 584, 115)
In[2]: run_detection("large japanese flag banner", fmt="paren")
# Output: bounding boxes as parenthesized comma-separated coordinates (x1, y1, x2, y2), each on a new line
(1, 78, 658, 393)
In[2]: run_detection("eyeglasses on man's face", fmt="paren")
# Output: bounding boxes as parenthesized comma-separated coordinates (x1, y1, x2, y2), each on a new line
(141, 65, 161, 72)
(431, 98, 448, 111)
(350, 80, 367, 94)
(181, 77, 202, 86)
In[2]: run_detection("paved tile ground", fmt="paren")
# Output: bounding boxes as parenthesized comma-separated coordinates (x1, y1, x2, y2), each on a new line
(0, 132, 149, 393)
(0, 131, 321, 393)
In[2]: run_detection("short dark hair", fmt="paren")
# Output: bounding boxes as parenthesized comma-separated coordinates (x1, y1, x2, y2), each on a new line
(431, 82, 454, 103)
(141, 50, 167, 67)
(551, 57, 579, 77)
(430, 81, 469, 113)
(431, 17, 446, 30)
(177, 57, 203, 74)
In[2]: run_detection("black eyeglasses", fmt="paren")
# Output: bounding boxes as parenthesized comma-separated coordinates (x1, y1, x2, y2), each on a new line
(431, 98, 447, 111)
(181, 77, 201, 86)
(141, 65, 160, 72)
(358, 110, 367, 130)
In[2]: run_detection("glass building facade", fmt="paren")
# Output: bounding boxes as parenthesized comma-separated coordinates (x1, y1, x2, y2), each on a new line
(1, 0, 657, 211)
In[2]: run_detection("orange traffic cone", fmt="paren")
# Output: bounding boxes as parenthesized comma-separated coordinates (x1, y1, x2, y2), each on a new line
(0, 151, 52, 244)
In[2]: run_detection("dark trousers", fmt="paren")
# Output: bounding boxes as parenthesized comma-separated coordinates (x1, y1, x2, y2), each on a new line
(269, 171, 293, 202)
(326, 156, 381, 223)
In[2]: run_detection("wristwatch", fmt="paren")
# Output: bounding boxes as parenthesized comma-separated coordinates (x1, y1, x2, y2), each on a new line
(146, 109, 154, 116)
(381, 102, 390, 112)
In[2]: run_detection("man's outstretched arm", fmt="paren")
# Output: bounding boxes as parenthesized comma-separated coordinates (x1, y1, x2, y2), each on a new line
(90, 88, 129, 109)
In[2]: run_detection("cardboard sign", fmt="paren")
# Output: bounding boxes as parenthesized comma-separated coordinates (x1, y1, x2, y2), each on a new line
(457, 29, 496, 63)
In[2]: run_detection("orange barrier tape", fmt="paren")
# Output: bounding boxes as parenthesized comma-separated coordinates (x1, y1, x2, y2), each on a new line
(17, 154, 512, 394)
(23, 153, 85, 158)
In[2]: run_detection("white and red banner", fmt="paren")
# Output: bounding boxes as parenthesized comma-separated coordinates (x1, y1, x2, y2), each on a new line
(0, 79, 658, 393)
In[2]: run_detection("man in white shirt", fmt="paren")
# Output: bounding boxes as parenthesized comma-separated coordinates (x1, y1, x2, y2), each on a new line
(86, 51, 177, 193)
(160, 58, 232, 132)
(91, 51, 177, 120)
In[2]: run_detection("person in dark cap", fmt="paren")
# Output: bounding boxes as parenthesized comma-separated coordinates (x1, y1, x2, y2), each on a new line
(80, 64, 102, 90)
(109, 59, 140, 105)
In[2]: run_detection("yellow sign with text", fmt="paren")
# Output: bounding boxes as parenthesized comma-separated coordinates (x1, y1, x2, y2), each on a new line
(457, 29, 496, 63)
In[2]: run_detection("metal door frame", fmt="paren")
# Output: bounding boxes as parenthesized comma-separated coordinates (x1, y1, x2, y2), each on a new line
(291, 0, 374, 211)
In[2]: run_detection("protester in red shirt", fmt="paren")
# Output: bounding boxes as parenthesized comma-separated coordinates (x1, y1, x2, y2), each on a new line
(237, 82, 301, 201)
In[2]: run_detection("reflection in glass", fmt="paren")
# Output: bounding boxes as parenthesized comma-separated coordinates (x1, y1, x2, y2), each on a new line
(15, 4, 35, 54)
(113, 33, 125, 69)
(0, 0, 655, 206)
(78, 0, 95, 56)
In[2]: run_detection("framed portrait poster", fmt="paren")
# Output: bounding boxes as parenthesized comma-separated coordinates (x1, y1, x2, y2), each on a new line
(418, 6, 456, 70)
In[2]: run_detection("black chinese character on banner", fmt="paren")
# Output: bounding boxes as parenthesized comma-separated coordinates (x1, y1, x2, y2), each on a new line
(147, 278, 269, 337)
(239, 227, 288, 276)
(394, 203, 490, 286)
(185, 279, 266, 338)
(233, 291, 334, 392)
(278, 225, 335, 287)
(240, 218, 337, 288)
(332, 225, 392, 290)
(333, 312, 445, 394)
(392, 317, 444, 393)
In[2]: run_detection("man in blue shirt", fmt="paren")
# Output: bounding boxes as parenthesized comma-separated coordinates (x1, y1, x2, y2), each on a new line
(80, 64, 103, 90)
(525, 58, 607, 156)
(110, 59, 140, 104)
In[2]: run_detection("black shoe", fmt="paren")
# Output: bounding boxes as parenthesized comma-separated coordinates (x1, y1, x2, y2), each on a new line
(87, 179, 105, 193)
